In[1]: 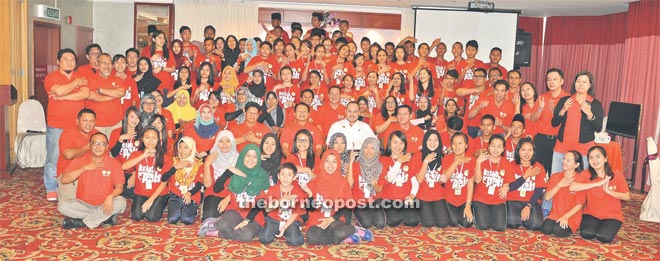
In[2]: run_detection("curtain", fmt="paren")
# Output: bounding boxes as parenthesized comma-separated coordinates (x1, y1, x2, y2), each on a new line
(619, 0, 660, 189)
(517, 16, 544, 93)
(174, 0, 259, 40)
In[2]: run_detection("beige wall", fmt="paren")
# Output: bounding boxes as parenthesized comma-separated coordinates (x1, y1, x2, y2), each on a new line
(93, 2, 134, 56)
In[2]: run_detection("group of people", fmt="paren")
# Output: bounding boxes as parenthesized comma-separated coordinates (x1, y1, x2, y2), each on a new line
(43, 11, 630, 245)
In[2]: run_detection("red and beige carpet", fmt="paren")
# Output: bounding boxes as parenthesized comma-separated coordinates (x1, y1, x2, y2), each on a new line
(1, 169, 659, 260)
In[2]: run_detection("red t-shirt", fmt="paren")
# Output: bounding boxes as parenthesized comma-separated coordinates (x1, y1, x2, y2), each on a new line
(66, 154, 124, 205)
(143, 49, 176, 69)
(182, 122, 219, 154)
(390, 62, 414, 80)
(576, 170, 628, 222)
(273, 84, 301, 110)
(378, 155, 421, 200)
(537, 90, 569, 136)
(128, 153, 173, 197)
(521, 102, 539, 137)
(456, 59, 486, 89)
(166, 159, 204, 204)
(325, 58, 351, 85)
(191, 80, 220, 108)
(76, 64, 96, 76)
(246, 55, 281, 85)
(504, 137, 519, 163)
(553, 95, 596, 155)
(475, 95, 515, 134)
(464, 88, 488, 128)
(228, 122, 271, 152)
(486, 64, 508, 80)
(473, 158, 515, 205)
(43, 71, 88, 129)
(258, 184, 306, 223)
(414, 153, 445, 202)
(116, 73, 139, 113)
(381, 123, 425, 152)
(316, 103, 347, 136)
(468, 136, 490, 157)
(57, 128, 99, 175)
(194, 54, 222, 74)
(280, 121, 324, 155)
(86, 73, 124, 127)
(442, 155, 475, 207)
(546, 172, 586, 231)
(506, 162, 547, 202)
(154, 70, 173, 94)
(288, 58, 305, 86)
(109, 128, 140, 163)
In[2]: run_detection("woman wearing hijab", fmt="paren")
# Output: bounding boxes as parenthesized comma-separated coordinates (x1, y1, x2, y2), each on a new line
(328, 132, 350, 177)
(260, 133, 283, 185)
(166, 90, 197, 128)
(306, 150, 373, 245)
(202, 130, 239, 220)
(200, 144, 270, 242)
(347, 137, 385, 229)
(258, 91, 285, 134)
(414, 130, 449, 228)
(224, 86, 257, 126)
(223, 35, 241, 71)
(139, 94, 158, 129)
(133, 57, 161, 97)
(219, 66, 239, 98)
(236, 38, 259, 74)
(183, 104, 220, 157)
(243, 70, 267, 101)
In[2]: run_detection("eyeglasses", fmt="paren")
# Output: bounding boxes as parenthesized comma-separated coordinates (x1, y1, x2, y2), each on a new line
(474, 75, 486, 79)
(90, 142, 108, 147)
(296, 138, 310, 144)
(143, 102, 156, 106)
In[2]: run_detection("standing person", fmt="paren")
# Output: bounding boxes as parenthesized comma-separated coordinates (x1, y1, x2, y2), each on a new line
(86, 53, 126, 138)
(573, 146, 630, 243)
(542, 150, 586, 237)
(456, 68, 489, 138)
(415, 130, 450, 228)
(441, 133, 475, 228)
(486, 47, 507, 80)
(122, 127, 171, 222)
(179, 26, 201, 67)
(326, 101, 376, 151)
(77, 44, 102, 76)
(506, 138, 546, 230)
(58, 133, 126, 229)
(535, 68, 569, 180)
(201, 130, 239, 220)
(516, 82, 541, 137)
(44, 49, 90, 201)
(113, 54, 139, 113)
(142, 30, 176, 73)
(133, 57, 161, 97)
(348, 137, 386, 229)
(125, 48, 141, 75)
(455, 40, 486, 89)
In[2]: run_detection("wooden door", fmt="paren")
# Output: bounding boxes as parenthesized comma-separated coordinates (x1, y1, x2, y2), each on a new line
(33, 22, 60, 118)
(76, 26, 94, 65)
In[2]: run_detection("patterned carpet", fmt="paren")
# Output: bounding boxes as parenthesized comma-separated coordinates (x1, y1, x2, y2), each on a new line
(1, 169, 659, 260)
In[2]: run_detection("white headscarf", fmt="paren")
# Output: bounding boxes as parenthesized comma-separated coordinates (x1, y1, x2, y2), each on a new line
(210, 130, 239, 180)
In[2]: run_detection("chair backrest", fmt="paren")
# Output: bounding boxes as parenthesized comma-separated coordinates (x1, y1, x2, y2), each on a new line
(17, 99, 46, 133)
(648, 137, 658, 155)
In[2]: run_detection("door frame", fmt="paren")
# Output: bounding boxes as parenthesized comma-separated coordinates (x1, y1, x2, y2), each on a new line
(32, 21, 61, 120)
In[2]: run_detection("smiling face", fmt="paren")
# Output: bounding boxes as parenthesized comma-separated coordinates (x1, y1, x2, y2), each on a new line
(127, 110, 140, 128)
(278, 167, 295, 187)
(390, 135, 405, 155)
(244, 150, 258, 169)
(324, 154, 338, 174)
(178, 142, 192, 159)
(89, 134, 108, 157)
(451, 135, 467, 156)
(295, 133, 310, 152)
(218, 136, 232, 153)
(77, 112, 96, 134)
(363, 142, 376, 160)
(488, 138, 504, 157)
(142, 129, 159, 150)
(518, 142, 534, 163)
(562, 152, 580, 171)
(332, 136, 347, 153)
(588, 148, 607, 171)
(426, 133, 440, 151)
(262, 136, 276, 156)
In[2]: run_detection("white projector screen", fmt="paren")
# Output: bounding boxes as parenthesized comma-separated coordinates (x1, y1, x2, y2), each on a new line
(414, 9, 518, 70)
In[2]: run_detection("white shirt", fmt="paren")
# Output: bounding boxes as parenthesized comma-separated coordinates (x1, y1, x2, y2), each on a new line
(326, 119, 376, 150)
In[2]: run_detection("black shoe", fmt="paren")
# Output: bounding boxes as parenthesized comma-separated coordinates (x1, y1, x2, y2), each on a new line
(102, 214, 118, 225)
(62, 217, 85, 229)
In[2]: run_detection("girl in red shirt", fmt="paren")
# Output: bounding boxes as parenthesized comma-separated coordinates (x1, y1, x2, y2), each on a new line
(339, 74, 357, 106)
(191, 62, 218, 108)
(542, 150, 586, 237)
(468, 135, 515, 231)
(572, 146, 630, 243)
(375, 50, 392, 89)
(168, 66, 192, 100)
(360, 71, 381, 113)
(350, 53, 369, 91)
(505, 138, 547, 230)
(285, 129, 318, 189)
(143, 30, 176, 74)
(409, 68, 437, 111)
(517, 82, 541, 137)
(441, 132, 475, 228)
(109, 107, 141, 163)
(373, 96, 397, 141)
(390, 46, 413, 80)
(415, 130, 449, 228)
(147, 114, 173, 158)
(122, 127, 172, 222)
(201, 130, 239, 220)
(385, 72, 407, 106)
(379, 130, 421, 227)
(326, 44, 352, 85)
(347, 137, 385, 229)
(302, 45, 329, 84)
(357, 96, 373, 126)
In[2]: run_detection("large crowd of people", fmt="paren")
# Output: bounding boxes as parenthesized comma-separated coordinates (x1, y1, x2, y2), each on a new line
(44, 11, 630, 245)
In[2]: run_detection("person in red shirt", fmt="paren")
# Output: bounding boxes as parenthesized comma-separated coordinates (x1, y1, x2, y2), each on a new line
(191, 62, 218, 108)
(326, 44, 352, 85)
(182, 104, 221, 157)
(373, 96, 398, 142)
(437, 99, 465, 134)
(229, 103, 270, 152)
(507, 70, 523, 100)
(86, 53, 126, 137)
(44, 48, 91, 201)
(516, 82, 541, 137)
(488, 67, 503, 89)
(316, 86, 347, 136)
(542, 150, 586, 237)
(468, 114, 495, 157)
(430, 41, 449, 83)
(179, 26, 201, 69)
(299, 70, 328, 110)
(439, 116, 469, 155)
(504, 114, 527, 162)
(448, 42, 464, 73)
(125, 48, 140, 76)
(390, 46, 413, 80)
(379, 131, 421, 227)
(415, 130, 450, 228)
(437, 70, 463, 116)
(121, 127, 172, 222)
(487, 47, 508, 80)
(468, 80, 515, 135)
(384, 72, 407, 106)
(200, 130, 239, 220)
(455, 40, 486, 89)
(347, 137, 386, 229)
(571, 146, 630, 243)
(506, 138, 547, 230)
(113, 55, 139, 113)
(59, 133, 126, 229)
(441, 132, 475, 228)
(381, 105, 424, 152)
(142, 30, 176, 74)
(256, 163, 306, 246)
(193, 38, 222, 74)
(77, 44, 101, 76)
(262, 13, 290, 43)
(408, 68, 438, 111)
(280, 103, 324, 156)
(535, 68, 569, 181)
(109, 107, 141, 164)
(467, 135, 515, 231)
(245, 42, 281, 86)
(457, 68, 489, 138)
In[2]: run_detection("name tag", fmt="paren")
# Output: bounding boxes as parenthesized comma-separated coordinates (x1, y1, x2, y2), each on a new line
(455, 188, 461, 195)
(488, 186, 495, 195)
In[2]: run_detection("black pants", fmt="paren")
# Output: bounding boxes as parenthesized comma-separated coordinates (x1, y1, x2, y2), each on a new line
(506, 201, 543, 230)
(334, 208, 353, 224)
(216, 210, 262, 242)
(541, 218, 573, 237)
(131, 194, 168, 222)
(382, 199, 420, 227)
(202, 195, 223, 220)
(167, 193, 198, 225)
(354, 206, 386, 229)
(473, 201, 506, 231)
(534, 134, 556, 179)
(259, 217, 304, 246)
(306, 220, 356, 245)
(447, 203, 473, 228)
(122, 173, 136, 200)
(580, 214, 623, 243)
(418, 199, 450, 228)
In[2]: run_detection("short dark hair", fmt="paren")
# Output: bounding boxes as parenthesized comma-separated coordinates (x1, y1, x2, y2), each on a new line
(490, 47, 502, 53)
(446, 69, 459, 79)
(291, 22, 302, 30)
(494, 79, 510, 91)
(474, 68, 487, 75)
(481, 114, 495, 124)
(125, 48, 140, 57)
(57, 48, 77, 61)
(340, 20, 349, 25)
(78, 108, 96, 119)
(292, 27, 303, 34)
(112, 54, 126, 63)
(511, 114, 526, 128)
(204, 25, 216, 34)
(335, 37, 348, 45)
(396, 104, 412, 114)
(294, 102, 310, 112)
(508, 69, 521, 78)
(85, 43, 101, 55)
(179, 26, 191, 34)
(514, 138, 536, 165)
(271, 12, 282, 21)
(279, 162, 298, 175)
(312, 12, 324, 21)
(385, 42, 395, 48)
(447, 116, 464, 131)
(245, 102, 261, 113)
(466, 40, 479, 50)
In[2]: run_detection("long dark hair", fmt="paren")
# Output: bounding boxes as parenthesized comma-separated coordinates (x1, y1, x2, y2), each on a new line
(196, 62, 215, 86)
(422, 130, 443, 167)
(135, 57, 153, 76)
(381, 96, 397, 120)
(587, 146, 614, 181)
(147, 114, 168, 155)
(391, 46, 408, 63)
(389, 72, 407, 95)
(384, 130, 407, 157)
(514, 137, 536, 165)
(150, 30, 170, 60)
(174, 66, 191, 89)
(137, 126, 164, 169)
(292, 129, 315, 169)
(519, 82, 538, 114)
(417, 68, 435, 98)
(121, 106, 141, 136)
(571, 70, 596, 97)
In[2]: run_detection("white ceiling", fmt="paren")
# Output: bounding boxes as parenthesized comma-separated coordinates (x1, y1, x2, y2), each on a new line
(257, 0, 635, 17)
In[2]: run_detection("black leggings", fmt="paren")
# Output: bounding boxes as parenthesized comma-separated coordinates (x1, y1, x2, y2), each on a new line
(506, 201, 543, 230)
(382, 199, 420, 227)
(580, 214, 623, 243)
(202, 195, 223, 220)
(259, 217, 304, 246)
(131, 194, 168, 222)
(122, 173, 136, 200)
(418, 199, 450, 228)
(354, 206, 386, 229)
(473, 201, 506, 231)
(541, 218, 573, 237)
(306, 220, 356, 245)
(216, 210, 262, 242)
(334, 208, 353, 224)
(534, 134, 556, 179)
(447, 203, 473, 228)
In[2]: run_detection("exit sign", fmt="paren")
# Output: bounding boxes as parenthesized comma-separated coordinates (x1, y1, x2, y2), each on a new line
(36, 5, 60, 21)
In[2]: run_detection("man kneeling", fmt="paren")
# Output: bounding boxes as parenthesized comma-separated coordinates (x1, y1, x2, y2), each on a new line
(58, 133, 126, 229)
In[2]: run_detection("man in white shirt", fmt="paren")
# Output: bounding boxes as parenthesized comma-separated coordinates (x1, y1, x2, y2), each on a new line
(326, 102, 376, 151)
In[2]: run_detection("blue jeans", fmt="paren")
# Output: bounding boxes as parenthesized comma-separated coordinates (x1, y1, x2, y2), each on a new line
(542, 151, 589, 218)
(44, 126, 63, 192)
